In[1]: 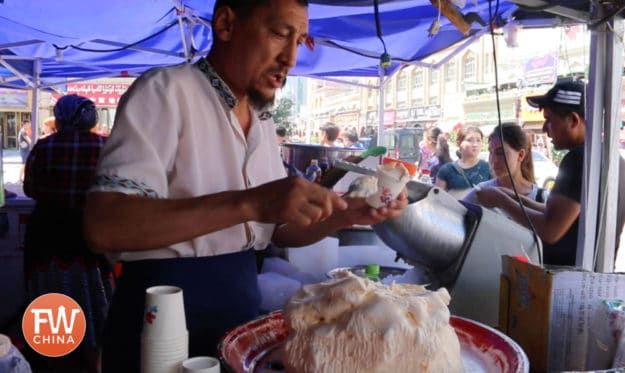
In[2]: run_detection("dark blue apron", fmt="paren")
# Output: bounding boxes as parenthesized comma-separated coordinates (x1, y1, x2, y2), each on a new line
(101, 249, 260, 373)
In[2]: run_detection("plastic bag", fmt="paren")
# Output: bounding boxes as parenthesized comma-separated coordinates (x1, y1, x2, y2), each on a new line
(588, 299, 625, 369)
(609, 300, 625, 368)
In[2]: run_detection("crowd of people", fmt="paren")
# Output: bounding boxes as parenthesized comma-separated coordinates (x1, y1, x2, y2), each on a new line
(416, 81, 625, 268)
(277, 122, 369, 149)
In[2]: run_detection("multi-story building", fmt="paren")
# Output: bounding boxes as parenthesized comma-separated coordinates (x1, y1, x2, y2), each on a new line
(305, 25, 592, 145)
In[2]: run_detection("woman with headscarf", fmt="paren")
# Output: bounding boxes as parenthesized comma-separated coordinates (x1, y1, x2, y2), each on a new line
(23, 94, 112, 373)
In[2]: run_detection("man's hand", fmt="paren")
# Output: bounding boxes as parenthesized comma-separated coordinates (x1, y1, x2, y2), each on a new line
(339, 188, 409, 227)
(245, 176, 348, 226)
(270, 186, 408, 248)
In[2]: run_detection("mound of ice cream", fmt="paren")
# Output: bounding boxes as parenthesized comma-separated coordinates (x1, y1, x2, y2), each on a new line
(283, 271, 464, 373)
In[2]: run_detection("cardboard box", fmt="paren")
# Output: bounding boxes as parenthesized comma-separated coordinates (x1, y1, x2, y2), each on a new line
(499, 255, 625, 372)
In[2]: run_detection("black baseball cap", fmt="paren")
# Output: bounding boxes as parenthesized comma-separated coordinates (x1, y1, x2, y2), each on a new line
(526, 80, 585, 114)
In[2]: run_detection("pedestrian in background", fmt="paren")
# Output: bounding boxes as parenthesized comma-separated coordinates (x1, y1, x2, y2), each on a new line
(17, 121, 32, 181)
(464, 123, 547, 209)
(276, 126, 287, 144)
(23, 94, 112, 373)
(418, 126, 442, 172)
(344, 130, 364, 149)
(320, 122, 341, 146)
(430, 136, 453, 184)
(435, 126, 492, 198)
(40, 116, 57, 139)
(476, 81, 625, 266)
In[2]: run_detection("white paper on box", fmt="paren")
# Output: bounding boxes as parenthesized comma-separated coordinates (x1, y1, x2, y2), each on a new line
(546, 270, 625, 371)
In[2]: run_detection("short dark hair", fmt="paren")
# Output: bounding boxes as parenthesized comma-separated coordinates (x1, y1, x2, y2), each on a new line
(213, 0, 309, 19)
(321, 122, 340, 141)
(346, 131, 359, 143)
(276, 126, 287, 137)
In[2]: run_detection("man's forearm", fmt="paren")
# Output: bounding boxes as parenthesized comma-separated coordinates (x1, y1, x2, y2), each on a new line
(84, 190, 251, 253)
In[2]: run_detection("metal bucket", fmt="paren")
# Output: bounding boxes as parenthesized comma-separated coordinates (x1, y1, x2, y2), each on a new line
(372, 181, 469, 271)
(280, 143, 364, 177)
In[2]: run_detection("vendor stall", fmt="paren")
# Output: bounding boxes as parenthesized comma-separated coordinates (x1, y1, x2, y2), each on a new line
(1, 0, 624, 372)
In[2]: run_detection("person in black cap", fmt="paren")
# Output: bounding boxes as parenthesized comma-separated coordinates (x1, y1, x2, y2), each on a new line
(476, 80, 625, 266)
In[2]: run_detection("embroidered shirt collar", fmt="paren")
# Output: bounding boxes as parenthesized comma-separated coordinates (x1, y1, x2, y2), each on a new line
(194, 58, 273, 122)
(195, 58, 237, 109)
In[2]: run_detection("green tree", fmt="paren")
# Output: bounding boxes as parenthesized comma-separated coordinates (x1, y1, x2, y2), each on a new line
(271, 97, 295, 133)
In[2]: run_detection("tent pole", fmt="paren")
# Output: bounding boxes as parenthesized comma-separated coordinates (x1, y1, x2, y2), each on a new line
(595, 18, 623, 272)
(174, 2, 190, 61)
(31, 59, 41, 143)
(580, 16, 623, 272)
(580, 22, 604, 270)
(377, 64, 384, 147)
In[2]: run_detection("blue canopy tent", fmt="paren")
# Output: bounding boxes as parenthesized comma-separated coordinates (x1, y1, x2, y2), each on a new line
(0, 0, 519, 83)
(0, 0, 520, 147)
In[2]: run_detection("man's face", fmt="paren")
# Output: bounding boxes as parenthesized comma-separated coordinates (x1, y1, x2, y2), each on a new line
(225, 0, 308, 110)
(542, 107, 571, 150)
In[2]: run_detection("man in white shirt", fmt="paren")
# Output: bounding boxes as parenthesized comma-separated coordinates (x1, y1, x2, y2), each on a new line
(84, 0, 407, 371)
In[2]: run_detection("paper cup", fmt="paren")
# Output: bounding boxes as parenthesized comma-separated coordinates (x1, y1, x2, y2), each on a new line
(366, 164, 410, 208)
(141, 330, 188, 373)
(181, 356, 220, 373)
(142, 285, 187, 340)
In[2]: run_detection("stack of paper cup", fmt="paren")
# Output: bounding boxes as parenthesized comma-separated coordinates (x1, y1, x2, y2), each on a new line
(140, 285, 188, 373)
